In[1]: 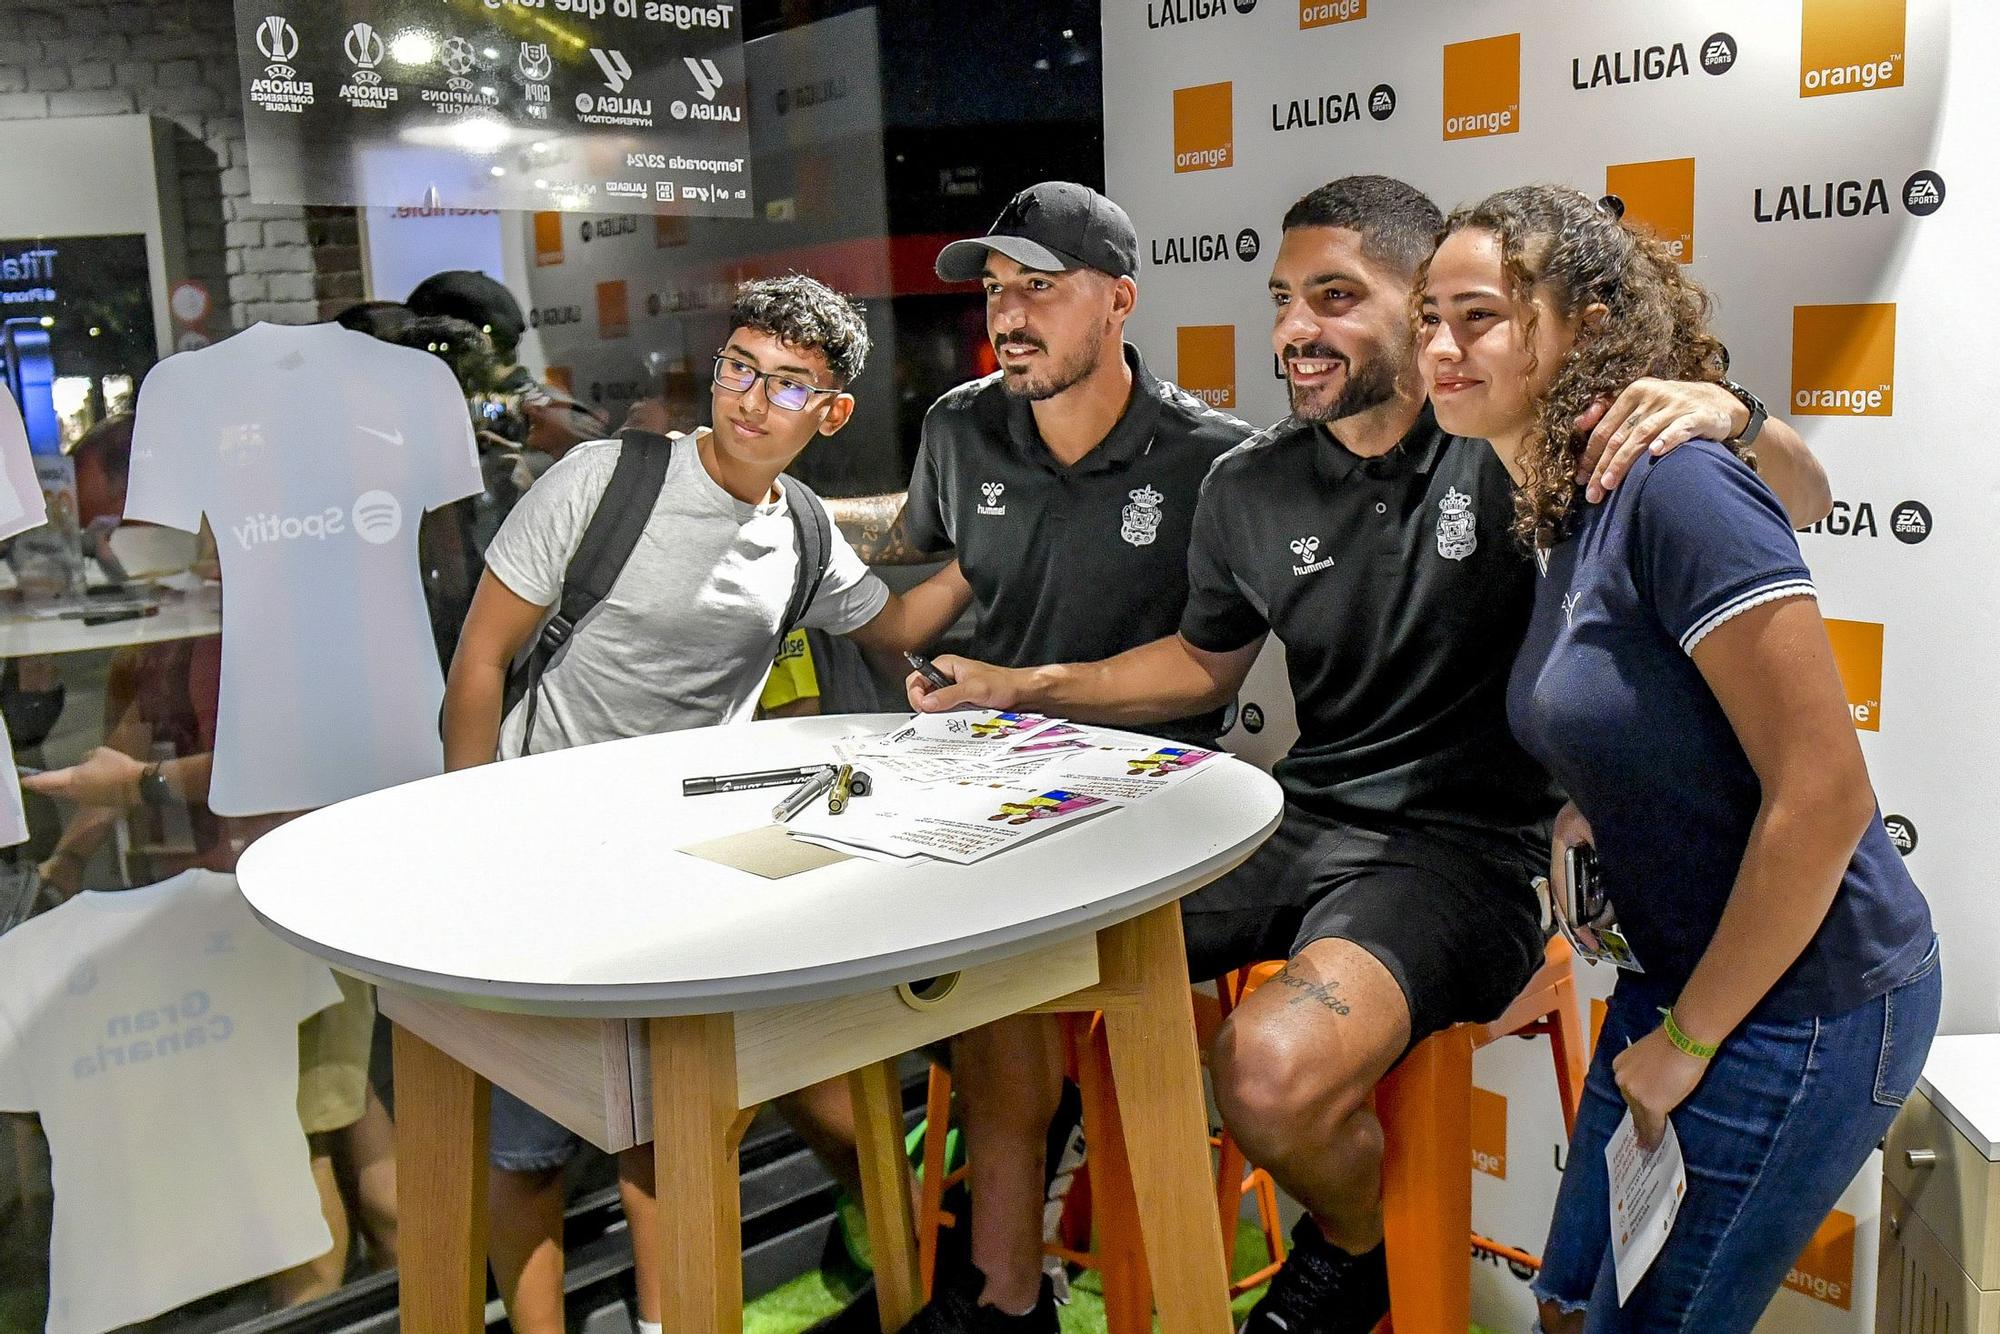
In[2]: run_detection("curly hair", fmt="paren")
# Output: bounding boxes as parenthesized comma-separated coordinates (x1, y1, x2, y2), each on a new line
(1414, 185, 1737, 549)
(729, 274, 870, 385)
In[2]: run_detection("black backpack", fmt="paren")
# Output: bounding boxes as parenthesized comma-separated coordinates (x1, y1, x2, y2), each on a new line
(503, 427, 833, 753)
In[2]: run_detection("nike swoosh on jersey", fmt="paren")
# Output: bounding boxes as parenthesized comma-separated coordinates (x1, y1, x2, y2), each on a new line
(357, 425, 404, 446)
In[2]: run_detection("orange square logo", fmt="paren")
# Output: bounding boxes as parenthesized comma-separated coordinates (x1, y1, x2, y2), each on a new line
(1784, 1209, 1857, 1309)
(1176, 325, 1236, 409)
(1300, 0, 1365, 30)
(1173, 82, 1233, 173)
(532, 212, 565, 267)
(1471, 1086, 1507, 1179)
(1443, 33, 1520, 141)
(1801, 0, 1906, 97)
(595, 280, 629, 341)
(543, 365, 572, 395)
(1792, 304, 1895, 417)
(1824, 619, 1884, 732)
(1607, 158, 1696, 264)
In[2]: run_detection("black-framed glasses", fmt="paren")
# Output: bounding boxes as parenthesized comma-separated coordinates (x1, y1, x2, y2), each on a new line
(711, 352, 838, 412)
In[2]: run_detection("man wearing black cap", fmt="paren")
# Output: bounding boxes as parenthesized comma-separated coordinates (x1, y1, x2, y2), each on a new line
(407, 269, 610, 459)
(811, 182, 1256, 1333)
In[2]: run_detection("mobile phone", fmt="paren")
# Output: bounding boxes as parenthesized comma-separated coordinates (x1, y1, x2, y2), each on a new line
(1563, 843, 1606, 926)
(904, 651, 954, 689)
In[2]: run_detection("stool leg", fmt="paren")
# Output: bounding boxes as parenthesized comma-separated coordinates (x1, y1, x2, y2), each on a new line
(851, 1059, 923, 1332)
(1549, 974, 1588, 1138)
(917, 1063, 954, 1297)
(1375, 1030, 1474, 1334)
(1215, 1130, 1249, 1265)
(1099, 903, 1235, 1334)
(391, 1024, 489, 1334)
(649, 1014, 744, 1334)
(1078, 1015, 1152, 1334)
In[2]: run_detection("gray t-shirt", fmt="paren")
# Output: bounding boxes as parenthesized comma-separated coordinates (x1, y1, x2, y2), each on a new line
(484, 431, 889, 757)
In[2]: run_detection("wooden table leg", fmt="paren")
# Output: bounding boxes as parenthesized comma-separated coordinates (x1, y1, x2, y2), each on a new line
(391, 1022, 491, 1334)
(1099, 902, 1234, 1334)
(850, 1058, 923, 1331)
(650, 1014, 744, 1333)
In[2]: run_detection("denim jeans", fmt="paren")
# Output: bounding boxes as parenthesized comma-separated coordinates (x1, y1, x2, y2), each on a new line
(1532, 937, 1941, 1332)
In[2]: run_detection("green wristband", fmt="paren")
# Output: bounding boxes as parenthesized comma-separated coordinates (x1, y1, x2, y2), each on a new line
(1658, 1007, 1718, 1060)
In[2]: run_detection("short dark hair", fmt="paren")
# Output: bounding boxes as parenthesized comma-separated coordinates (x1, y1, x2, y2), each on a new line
(407, 270, 525, 359)
(728, 274, 869, 385)
(1282, 175, 1444, 278)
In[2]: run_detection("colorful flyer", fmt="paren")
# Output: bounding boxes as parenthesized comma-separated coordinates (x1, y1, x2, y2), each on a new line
(784, 783, 1116, 865)
(1042, 744, 1225, 802)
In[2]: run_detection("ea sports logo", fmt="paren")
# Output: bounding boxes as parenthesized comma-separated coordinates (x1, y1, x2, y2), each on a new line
(1700, 32, 1737, 75)
(1903, 170, 1946, 216)
(1369, 83, 1396, 120)
(1890, 500, 1932, 544)
(1234, 0, 1256, 10)
(351, 491, 403, 545)
(1883, 814, 1917, 856)
(1235, 228, 1261, 261)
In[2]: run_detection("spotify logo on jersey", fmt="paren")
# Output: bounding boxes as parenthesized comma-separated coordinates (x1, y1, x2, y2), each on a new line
(351, 491, 402, 544)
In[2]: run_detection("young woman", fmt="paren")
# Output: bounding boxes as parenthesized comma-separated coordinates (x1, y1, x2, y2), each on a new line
(1415, 184, 1939, 1332)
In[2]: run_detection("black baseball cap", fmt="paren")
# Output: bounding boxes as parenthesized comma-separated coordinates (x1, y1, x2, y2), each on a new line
(935, 182, 1140, 283)
(407, 270, 525, 358)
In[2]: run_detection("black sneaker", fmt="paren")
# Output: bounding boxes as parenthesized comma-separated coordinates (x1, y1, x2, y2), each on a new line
(1237, 1217, 1388, 1334)
(901, 1267, 1059, 1334)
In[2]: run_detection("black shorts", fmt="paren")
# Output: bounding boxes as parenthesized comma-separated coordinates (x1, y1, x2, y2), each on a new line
(1181, 802, 1547, 1043)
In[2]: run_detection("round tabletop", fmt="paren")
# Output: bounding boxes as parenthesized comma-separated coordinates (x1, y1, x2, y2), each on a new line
(236, 715, 1283, 1016)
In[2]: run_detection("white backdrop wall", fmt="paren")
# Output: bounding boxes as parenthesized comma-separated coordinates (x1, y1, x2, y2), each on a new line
(1102, 2, 1999, 1329)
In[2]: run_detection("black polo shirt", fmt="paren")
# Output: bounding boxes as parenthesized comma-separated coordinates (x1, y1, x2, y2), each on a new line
(906, 343, 1252, 741)
(1181, 406, 1560, 840)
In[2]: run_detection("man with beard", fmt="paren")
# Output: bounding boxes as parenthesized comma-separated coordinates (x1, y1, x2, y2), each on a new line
(903, 176, 1829, 1334)
(808, 181, 1256, 1334)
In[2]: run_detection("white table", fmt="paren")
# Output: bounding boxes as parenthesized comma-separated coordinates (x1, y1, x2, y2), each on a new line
(0, 585, 220, 658)
(236, 714, 1283, 1333)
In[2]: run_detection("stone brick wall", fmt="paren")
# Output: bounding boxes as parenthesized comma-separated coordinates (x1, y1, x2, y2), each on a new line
(0, 0, 363, 330)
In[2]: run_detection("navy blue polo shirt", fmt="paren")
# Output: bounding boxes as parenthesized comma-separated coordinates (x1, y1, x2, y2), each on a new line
(905, 343, 1252, 741)
(1507, 440, 1933, 1020)
(1181, 407, 1560, 845)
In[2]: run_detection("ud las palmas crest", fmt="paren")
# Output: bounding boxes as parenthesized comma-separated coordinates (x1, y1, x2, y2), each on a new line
(1436, 486, 1476, 560)
(1121, 483, 1164, 547)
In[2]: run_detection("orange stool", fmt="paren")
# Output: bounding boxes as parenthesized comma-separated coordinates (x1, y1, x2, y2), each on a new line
(1216, 937, 1589, 1334)
(914, 1012, 1154, 1334)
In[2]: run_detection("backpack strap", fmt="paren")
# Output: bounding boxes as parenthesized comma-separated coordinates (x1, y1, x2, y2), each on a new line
(777, 472, 833, 638)
(508, 428, 674, 752)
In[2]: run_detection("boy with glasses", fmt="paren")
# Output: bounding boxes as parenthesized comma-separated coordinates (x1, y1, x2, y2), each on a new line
(441, 274, 967, 1334)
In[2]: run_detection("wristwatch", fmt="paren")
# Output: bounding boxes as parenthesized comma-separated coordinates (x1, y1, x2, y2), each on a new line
(138, 762, 172, 808)
(1719, 379, 1768, 447)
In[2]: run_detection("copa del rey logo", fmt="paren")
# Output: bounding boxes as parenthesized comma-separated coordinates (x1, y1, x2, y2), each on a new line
(1436, 487, 1477, 560)
(1121, 484, 1165, 548)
